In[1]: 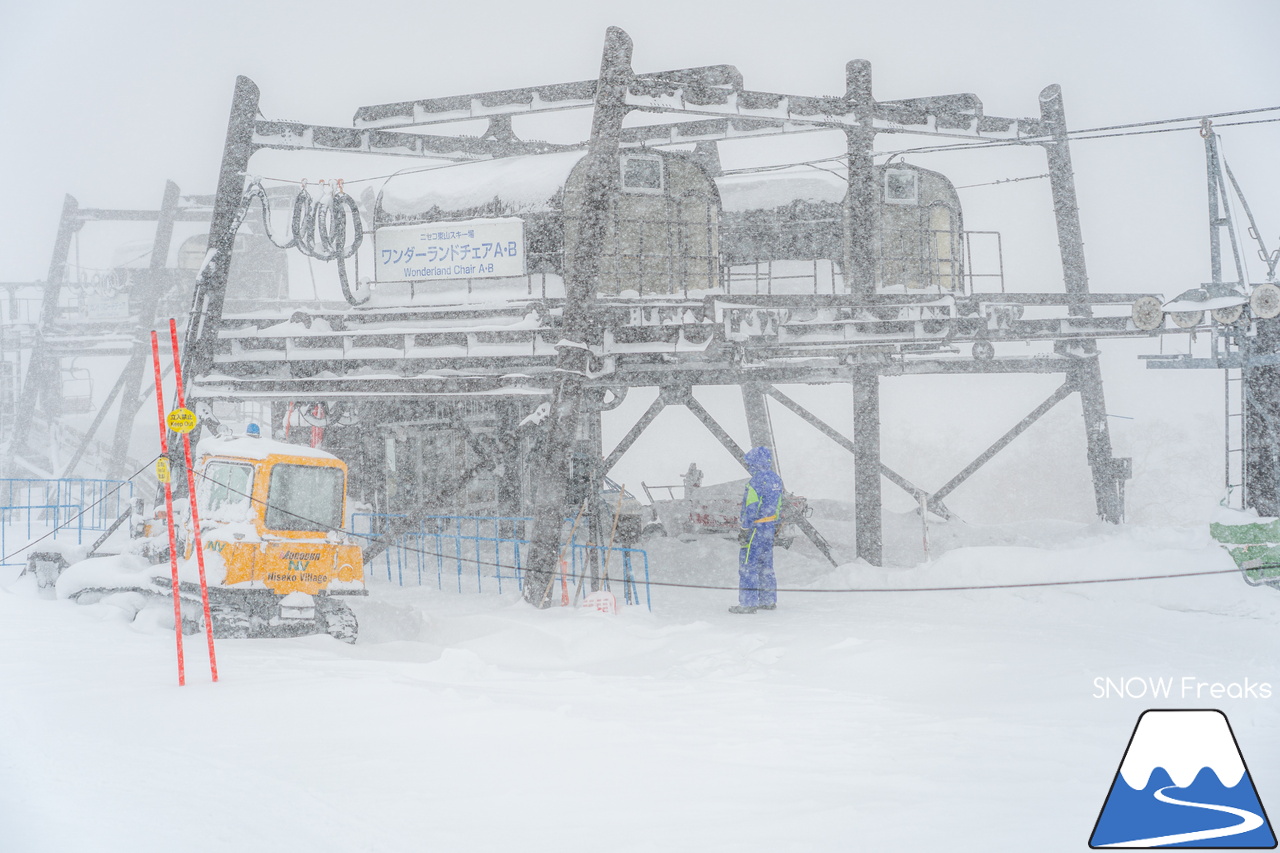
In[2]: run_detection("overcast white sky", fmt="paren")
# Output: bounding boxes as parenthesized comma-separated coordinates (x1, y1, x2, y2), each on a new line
(2, 0, 1276, 282)
(2, 0, 1278, 524)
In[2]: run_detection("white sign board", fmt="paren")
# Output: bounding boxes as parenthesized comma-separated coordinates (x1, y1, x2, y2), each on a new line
(374, 217, 526, 283)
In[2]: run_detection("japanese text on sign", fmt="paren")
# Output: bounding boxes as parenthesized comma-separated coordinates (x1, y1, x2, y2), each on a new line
(167, 408, 198, 433)
(374, 217, 526, 283)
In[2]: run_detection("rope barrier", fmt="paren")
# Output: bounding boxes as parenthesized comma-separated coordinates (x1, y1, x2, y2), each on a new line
(4, 458, 1265, 596)
(173, 464, 1266, 596)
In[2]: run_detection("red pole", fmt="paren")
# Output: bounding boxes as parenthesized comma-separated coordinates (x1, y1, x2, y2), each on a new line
(150, 331, 185, 687)
(169, 319, 218, 682)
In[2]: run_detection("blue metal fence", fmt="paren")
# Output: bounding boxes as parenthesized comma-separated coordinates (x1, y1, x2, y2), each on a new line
(0, 478, 134, 566)
(352, 513, 651, 610)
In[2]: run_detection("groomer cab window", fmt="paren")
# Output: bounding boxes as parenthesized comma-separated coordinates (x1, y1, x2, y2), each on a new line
(621, 155, 665, 194)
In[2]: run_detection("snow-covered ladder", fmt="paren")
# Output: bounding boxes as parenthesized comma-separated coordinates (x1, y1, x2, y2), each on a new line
(1225, 365, 1246, 508)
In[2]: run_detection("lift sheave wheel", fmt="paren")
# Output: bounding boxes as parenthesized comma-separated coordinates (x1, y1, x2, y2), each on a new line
(1212, 304, 1244, 325)
(1251, 283, 1280, 320)
(1130, 296, 1164, 331)
(1170, 310, 1204, 329)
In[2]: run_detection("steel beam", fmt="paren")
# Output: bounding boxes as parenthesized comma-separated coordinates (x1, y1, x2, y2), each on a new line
(741, 383, 774, 452)
(760, 384, 945, 515)
(184, 76, 261, 394)
(1245, 321, 1280, 515)
(1039, 85, 1091, 320)
(683, 393, 746, 463)
(929, 380, 1075, 506)
(5, 194, 79, 475)
(254, 119, 581, 162)
(524, 27, 633, 609)
(844, 61, 876, 300)
(109, 180, 182, 479)
(602, 394, 667, 474)
(852, 366, 882, 564)
(1039, 85, 1124, 523)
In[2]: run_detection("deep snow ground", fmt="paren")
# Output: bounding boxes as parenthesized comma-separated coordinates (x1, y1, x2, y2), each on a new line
(2, 513, 1279, 852)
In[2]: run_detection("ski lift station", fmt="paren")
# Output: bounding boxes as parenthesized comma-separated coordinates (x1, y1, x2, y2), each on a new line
(5, 27, 1279, 605)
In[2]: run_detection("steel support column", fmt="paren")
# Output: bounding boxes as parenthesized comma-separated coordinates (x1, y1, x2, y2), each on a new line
(523, 27, 632, 608)
(107, 180, 182, 479)
(1245, 321, 1280, 515)
(171, 76, 260, 494)
(1040, 85, 1124, 523)
(844, 60, 877, 299)
(5, 195, 79, 475)
(852, 366, 881, 564)
(184, 77, 260, 401)
(741, 383, 774, 452)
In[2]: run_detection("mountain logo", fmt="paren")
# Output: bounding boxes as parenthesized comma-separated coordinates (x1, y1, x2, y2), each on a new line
(1090, 709, 1276, 848)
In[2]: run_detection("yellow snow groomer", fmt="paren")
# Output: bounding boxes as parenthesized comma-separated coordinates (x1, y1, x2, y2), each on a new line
(187, 432, 365, 641)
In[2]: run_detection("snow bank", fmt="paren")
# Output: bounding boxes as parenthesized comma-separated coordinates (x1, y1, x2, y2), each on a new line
(4, 515, 1280, 852)
(378, 151, 587, 220)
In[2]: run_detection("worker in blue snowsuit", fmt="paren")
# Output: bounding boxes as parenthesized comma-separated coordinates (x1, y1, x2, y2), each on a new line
(731, 446, 784, 614)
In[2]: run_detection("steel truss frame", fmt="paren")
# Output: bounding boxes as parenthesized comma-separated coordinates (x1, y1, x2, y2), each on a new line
(177, 26, 1163, 607)
(1140, 124, 1280, 515)
(2, 183, 213, 479)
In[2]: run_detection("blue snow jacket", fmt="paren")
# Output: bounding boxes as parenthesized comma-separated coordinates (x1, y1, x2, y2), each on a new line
(738, 446, 783, 607)
(740, 446, 784, 530)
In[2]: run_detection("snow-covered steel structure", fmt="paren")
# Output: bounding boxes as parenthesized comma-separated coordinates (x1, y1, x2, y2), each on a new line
(21, 26, 1219, 607)
(1, 184, 294, 481)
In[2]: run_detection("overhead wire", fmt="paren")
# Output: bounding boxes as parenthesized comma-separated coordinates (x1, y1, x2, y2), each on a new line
(3, 457, 1265, 596)
(21, 104, 1279, 588)
(167, 461, 1263, 596)
(252, 106, 1280, 192)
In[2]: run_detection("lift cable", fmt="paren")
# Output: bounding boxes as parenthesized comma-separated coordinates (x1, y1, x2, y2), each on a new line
(953, 174, 1049, 190)
(245, 104, 1280, 191)
(876, 115, 1280, 161)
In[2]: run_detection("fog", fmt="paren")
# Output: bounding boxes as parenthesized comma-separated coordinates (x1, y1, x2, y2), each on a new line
(2, 0, 1278, 524)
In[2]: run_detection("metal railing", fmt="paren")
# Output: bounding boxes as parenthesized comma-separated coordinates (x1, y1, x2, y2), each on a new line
(352, 513, 651, 610)
(0, 478, 134, 566)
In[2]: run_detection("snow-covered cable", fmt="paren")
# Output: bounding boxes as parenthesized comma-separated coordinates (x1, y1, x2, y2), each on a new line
(289, 182, 367, 306)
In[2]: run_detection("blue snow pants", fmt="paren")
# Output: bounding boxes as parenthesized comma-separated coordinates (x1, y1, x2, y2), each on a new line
(738, 524, 777, 608)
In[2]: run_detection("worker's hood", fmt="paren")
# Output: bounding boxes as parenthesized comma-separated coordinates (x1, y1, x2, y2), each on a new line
(744, 446, 774, 473)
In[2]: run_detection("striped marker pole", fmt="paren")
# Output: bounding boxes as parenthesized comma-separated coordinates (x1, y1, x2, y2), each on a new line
(168, 318, 218, 682)
(150, 331, 185, 686)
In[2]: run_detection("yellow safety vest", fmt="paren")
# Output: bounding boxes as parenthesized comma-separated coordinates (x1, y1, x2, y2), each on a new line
(744, 485, 783, 525)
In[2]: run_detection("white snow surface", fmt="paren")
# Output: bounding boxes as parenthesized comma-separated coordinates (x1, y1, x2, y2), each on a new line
(196, 433, 340, 462)
(715, 166, 847, 211)
(1118, 710, 1246, 789)
(378, 151, 587, 219)
(3, 509, 1280, 852)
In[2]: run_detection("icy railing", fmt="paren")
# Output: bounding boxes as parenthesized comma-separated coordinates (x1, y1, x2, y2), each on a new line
(352, 513, 650, 609)
(0, 478, 134, 567)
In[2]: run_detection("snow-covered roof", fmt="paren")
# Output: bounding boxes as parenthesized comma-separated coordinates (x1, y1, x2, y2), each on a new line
(378, 150, 588, 220)
(714, 166, 847, 212)
(196, 433, 340, 463)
